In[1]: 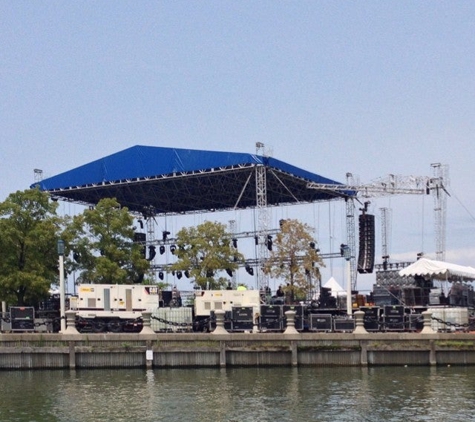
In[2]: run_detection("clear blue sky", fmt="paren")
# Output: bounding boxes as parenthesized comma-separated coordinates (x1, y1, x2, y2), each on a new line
(1, 1, 474, 291)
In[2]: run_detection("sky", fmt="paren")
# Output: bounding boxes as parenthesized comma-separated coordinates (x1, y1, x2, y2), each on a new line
(1, 1, 474, 293)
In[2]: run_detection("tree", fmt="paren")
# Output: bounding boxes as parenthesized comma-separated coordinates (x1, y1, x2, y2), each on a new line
(170, 221, 244, 290)
(69, 198, 150, 284)
(263, 219, 323, 303)
(0, 189, 63, 306)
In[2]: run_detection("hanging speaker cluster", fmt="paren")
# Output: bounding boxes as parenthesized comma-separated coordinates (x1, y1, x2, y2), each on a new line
(358, 213, 375, 274)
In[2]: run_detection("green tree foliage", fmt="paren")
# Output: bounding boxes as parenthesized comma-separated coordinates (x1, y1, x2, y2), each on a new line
(170, 221, 244, 290)
(0, 189, 63, 306)
(69, 198, 150, 284)
(264, 219, 324, 303)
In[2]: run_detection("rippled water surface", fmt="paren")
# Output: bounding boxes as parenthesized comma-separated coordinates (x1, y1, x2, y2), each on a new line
(1, 365, 474, 421)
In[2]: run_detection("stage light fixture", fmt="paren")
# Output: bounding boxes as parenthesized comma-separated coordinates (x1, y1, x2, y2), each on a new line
(266, 235, 273, 251)
(147, 245, 156, 261)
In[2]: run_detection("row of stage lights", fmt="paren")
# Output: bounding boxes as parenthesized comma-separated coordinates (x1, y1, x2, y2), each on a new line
(142, 229, 322, 279)
(140, 230, 277, 262)
(156, 267, 250, 280)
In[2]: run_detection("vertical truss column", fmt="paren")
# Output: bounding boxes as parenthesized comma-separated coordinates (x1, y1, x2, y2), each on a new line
(228, 219, 238, 288)
(431, 163, 449, 262)
(146, 217, 156, 282)
(256, 142, 269, 290)
(380, 207, 391, 262)
(34, 168, 44, 184)
(345, 173, 357, 290)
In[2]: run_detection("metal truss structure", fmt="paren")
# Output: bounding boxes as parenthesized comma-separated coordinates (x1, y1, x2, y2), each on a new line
(307, 166, 449, 289)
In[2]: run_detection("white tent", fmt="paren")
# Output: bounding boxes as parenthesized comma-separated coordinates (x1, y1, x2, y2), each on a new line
(398, 258, 475, 282)
(323, 277, 346, 297)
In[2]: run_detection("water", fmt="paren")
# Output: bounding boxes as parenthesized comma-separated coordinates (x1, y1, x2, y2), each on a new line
(1, 366, 474, 422)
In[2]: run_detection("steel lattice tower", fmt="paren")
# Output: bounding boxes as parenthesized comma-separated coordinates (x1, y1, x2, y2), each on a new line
(255, 142, 270, 290)
(431, 163, 449, 262)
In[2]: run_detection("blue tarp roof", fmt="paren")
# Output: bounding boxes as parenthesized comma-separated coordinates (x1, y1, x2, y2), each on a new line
(34, 145, 353, 215)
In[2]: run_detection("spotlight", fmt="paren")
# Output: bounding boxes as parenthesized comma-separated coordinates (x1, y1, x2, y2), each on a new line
(147, 246, 156, 261)
(245, 265, 254, 276)
(177, 271, 182, 279)
(184, 270, 190, 278)
(232, 238, 238, 248)
(159, 245, 165, 255)
(170, 245, 177, 254)
(266, 235, 273, 251)
(226, 268, 233, 277)
(162, 230, 170, 241)
(158, 271, 164, 280)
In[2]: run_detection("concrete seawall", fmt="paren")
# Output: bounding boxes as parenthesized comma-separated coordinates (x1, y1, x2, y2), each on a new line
(1, 332, 475, 369)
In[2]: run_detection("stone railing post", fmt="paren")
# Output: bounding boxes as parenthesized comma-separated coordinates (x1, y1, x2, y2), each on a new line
(421, 310, 436, 334)
(63, 310, 80, 335)
(212, 310, 228, 334)
(353, 310, 368, 334)
(141, 311, 155, 334)
(284, 310, 299, 335)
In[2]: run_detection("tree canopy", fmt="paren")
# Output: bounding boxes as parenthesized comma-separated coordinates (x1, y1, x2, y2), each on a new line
(68, 198, 150, 285)
(169, 221, 244, 290)
(0, 189, 63, 306)
(263, 219, 323, 303)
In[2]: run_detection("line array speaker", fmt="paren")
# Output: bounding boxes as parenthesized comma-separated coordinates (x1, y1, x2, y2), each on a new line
(358, 213, 375, 274)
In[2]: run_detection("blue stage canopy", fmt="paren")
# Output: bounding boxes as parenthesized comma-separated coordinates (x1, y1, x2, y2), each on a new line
(34, 145, 354, 215)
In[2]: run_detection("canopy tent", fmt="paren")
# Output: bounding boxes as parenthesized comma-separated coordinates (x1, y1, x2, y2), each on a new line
(399, 258, 475, 282)
(323, 277, 346, 297)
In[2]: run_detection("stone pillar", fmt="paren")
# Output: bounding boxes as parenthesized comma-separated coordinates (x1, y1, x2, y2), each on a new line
(64, 311, 80, 335)
(284, 310, 299, 335)
(429, 340, 437, 365)
(69, 341, 76, 369)
(146, 340, 154, 369)
(141, 311, 155, 335)
(290, 340, 298, 367)
(353, 310, 368, 334)
(212, 310, 228, 334)
(220, 341, 226, 367)
(421, 310, 436, 334)
(360, 341, 368, 366)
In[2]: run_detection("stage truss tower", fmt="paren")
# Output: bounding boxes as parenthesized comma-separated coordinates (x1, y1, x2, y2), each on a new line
(255, 142, 270, 290)
(308, 165, 449, 290)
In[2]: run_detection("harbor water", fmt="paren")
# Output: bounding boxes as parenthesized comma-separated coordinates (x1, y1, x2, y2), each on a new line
(1, 366, 474, 422)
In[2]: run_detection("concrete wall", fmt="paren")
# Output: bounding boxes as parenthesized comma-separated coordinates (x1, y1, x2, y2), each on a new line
(1, 332, 475, 369)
